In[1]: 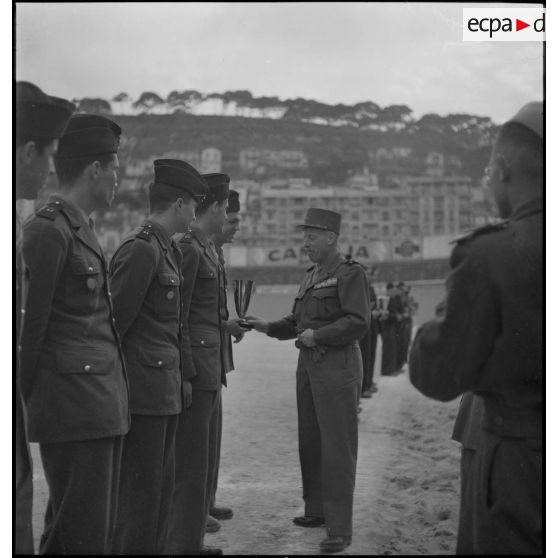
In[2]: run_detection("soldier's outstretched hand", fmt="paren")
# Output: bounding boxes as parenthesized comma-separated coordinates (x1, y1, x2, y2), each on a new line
(244, 315, 269, 333)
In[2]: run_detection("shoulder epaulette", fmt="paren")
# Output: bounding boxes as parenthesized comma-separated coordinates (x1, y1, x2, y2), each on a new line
(451, 220, 509, 245)
(36, 200, 63, 221)
(136, 224, 155, 241)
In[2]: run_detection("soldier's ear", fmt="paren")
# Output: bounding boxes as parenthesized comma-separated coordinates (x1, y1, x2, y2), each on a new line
(18, 141, 37, 166)
(89, 160, 101, 180)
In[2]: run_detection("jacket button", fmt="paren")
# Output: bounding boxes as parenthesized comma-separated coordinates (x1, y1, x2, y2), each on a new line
(158, 360, 163, 366)
(170, 278, 175, 283)
(21, 308, 26, 314)
(201, 340, 205, 345)
(167, 291, 175, 300)
(494, 416, 504, 426)
(84, 364, 91, 372)
(88, 266, 94, 271)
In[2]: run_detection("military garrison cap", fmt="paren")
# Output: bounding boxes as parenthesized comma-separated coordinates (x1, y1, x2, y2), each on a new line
(154, 159, 208, 200)
(55, 114, 121, 159)
(296, 208, 341, 235)
(201, 173, 230, 204)
(16, 81, 75, 142)
(507, 101, 543, 139)
(227, 189, 240, 213)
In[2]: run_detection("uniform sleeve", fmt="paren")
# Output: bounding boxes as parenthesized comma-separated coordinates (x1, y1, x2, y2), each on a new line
(409, 247, 500, 402)
(109, 239, 157, 339)
(19, 218, 68, 398)
(179, 242, 201, 380)
(313, 265, 371, 345)
(267, 313, 298, 340)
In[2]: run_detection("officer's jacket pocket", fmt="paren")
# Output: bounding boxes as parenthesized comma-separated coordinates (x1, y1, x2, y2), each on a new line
(311, 287, 341, 316)
(190, 328, 220, 348)
(155, 272, 180, 314)
(157, 272, 180, 287)
(137, 348, 179, 370)
(69, 256, 100, 275)
(56, 348, 112, 375)
(198, 266, 217, 280)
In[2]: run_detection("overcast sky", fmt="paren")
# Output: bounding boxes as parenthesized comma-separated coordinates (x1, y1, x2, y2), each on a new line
(15, 2, 544, 123)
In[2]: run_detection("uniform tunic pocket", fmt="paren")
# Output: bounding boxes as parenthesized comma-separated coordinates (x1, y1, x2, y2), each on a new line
(156, 272, 180, 316)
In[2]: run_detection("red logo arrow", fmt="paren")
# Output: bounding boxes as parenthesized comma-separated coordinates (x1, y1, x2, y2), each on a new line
(516, 18, 530, 31)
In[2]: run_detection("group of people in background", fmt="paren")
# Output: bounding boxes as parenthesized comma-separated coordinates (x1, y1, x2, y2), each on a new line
(357, 273, 418, 402)
(16, 81, 243, 556)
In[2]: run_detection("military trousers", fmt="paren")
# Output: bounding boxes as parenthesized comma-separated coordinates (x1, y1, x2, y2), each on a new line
(359, 319, 378, 393)
(469, 431, 542, 554)
(113, 413, 179, 555)
(380, 321, 397, 375)
(15, 389, 34, 555)
(456, 447, 477, 554)
(296, 343, 362, 537)
(166, 389, 220, 554)
(209, 397, 223, 510)
(39, 435, 124, 555)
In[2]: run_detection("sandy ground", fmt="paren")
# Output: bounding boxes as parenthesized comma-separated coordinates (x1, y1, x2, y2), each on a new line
(30, 326, 461, 555)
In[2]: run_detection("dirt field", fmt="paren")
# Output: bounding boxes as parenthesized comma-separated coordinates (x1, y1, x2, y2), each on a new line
(30, 312, 463, 555)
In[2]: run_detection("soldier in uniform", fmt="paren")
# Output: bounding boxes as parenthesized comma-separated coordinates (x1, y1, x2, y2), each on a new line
(410, 102, 543, 554)
(380, 282, 403, 376)
(15, 81, 74, 555)
(360, 266, 380, 398)
(109, 159, 208, 554)
(167, 173, 244, 556)
(20, 114, 130, 555)
(246, 208, 370, 554)
(206, 189, 243, 534)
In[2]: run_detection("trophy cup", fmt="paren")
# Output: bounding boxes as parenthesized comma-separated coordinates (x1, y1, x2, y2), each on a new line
(233, 279, 256, 330)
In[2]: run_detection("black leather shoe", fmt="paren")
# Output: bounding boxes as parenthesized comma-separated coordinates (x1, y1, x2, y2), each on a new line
(210, 505, 233, 520)
(293, 515, 325, 527)
(320, 535, 352, 553)
(199, 546, 223, 555)
(361, 390, 373, 398)
(206, 514, 221, 533)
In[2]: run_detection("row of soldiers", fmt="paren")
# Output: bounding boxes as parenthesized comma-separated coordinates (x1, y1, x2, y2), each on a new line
(16, 81, 243, 555)
(358, 277, 418, 399)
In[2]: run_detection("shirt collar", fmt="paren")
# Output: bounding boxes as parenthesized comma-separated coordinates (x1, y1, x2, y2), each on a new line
(48, 193, 90, 229)
(144, 219, 172, 250)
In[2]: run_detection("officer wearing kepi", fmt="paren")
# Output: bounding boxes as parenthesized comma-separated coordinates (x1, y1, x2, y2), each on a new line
(109, 159, 208, 554)
(15, 81, 74, 555)
(246, 208, 370, 554)
(20, 114, 130, 554)
(410, 102, 543, 554)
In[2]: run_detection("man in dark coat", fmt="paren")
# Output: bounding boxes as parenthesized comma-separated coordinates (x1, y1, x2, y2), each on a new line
(15, 81, 74, 555)
(380, 282, 403, 375)
(166, 174, 244, 556)
(410, 102, 543, 554)
(246, 208, 370, 554)
(20, 115, 130, 555)
(360, 266, 380, 398)
(206, 189, 243, 534)
(109, 159, 207, 554)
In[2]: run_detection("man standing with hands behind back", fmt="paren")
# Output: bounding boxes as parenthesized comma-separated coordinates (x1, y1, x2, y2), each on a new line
(246, 208, 370, 554)
(410, 102, 543, 554)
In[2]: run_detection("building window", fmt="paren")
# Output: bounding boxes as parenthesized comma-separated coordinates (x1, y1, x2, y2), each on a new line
(382, 211, 390, 221)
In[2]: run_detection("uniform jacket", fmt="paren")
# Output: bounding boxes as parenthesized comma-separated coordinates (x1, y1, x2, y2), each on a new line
(410, 197, 542, 439)
(20, 195, 130, 443)
(109, 220, 183, 415)
(216, 245, 235, 374)
(179, 229, 227, 391)
(267, 253, 370, 345)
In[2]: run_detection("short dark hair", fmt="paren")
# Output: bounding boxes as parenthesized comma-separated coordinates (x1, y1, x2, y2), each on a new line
(16, 136, 55, 154)
(196, 196, 227, 217)
(495, 122, 543, 181)
(54, 153, 114, 185)
(148, 182, 193, 212)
